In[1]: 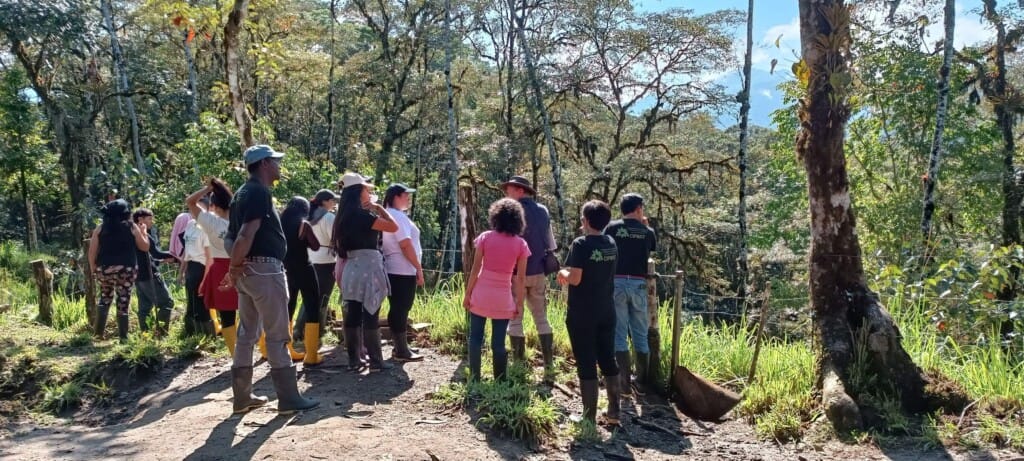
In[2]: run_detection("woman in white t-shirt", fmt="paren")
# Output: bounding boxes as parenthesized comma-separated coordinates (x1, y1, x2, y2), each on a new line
(294, 189, 339, 341)
(179, 213, 211, 337)
(186, 178, 240, 357)
(382, 183, 424, 362)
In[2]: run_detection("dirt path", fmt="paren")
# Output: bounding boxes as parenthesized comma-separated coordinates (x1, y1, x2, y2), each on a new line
(0, 345, 1019, 461)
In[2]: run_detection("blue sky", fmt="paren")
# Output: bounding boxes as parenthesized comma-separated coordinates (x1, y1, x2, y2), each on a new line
(634, 1, 996, 126)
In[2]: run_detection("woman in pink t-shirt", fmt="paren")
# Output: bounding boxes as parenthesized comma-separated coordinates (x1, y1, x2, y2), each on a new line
(463, 198, 531, 381)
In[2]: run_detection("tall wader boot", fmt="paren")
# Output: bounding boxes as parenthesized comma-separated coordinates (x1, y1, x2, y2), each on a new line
(510, 336, 526, 362)
(222, 324, 237, 357)
(633, 352, 649, 396)
(116, 314, 130, 343)
(580, 379, 599, 423)
(155, 309, 172, 338)
(539, 333, 555, 383)
(364, 329, 392, 371)
(269, 366, 318, 415)
(231, 366, 268, 414)
(468, 345, 482, 382)
(392, 333, 423, 362)
(303, 323, 323, 366)
(615, 351, 633, 397)
(286, 321, 305, 362)
(94, 304, 111, 339)
(344, 327, 364, 371)
(604, 375, 622, 425)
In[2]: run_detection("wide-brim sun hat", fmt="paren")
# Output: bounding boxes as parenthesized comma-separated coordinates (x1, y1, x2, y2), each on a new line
(500, 175, 535, 195)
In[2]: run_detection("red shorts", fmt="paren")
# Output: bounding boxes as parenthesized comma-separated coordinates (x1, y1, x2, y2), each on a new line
(202, 258, 239, 311)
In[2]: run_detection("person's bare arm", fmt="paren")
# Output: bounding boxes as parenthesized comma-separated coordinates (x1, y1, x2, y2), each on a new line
(88, 227, 100, 272)
(131, 223, 150, 252)
(398, 238, 424, 286)
(368, 204, 399, 233)
(512, 256, 527, 316)
(225, 218, 262, 286)
(185, 185, 212, 219)
(556, 267, 582, 286)
(462, 248, 484, 310)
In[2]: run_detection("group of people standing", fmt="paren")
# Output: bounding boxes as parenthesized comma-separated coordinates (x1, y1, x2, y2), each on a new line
(88, 143, 657, 423)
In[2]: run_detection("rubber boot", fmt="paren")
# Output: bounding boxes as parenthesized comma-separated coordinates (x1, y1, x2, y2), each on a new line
(287, 321, 305, 362)
(364, 329, 392, 371)
(510, 336, 526, 362)
(231, 366, 269, 414)
(222, 324, 237, 357)
(343, 327, 365, 371)
(258, 333, 268, 360)
(615, 351, 633, 397)
(303, 323, 323, 366)
(94, 305, 111, 339)
(580, 379, 599, 423)
(392, 333, 423, 362)
(269, 366, 319, 415)
(117, 314, 130, 343)
(539, 333, 555, 383)
(182, 314, 197, 337)
(199, 320, 216, 338)
(209, 309, 223, 335)
(604, 375, 622, 425)
(155, 309, 171, 338)
(493, 349, 508, 381)
(468, 346, 482, 382)
(633, 352, 649, 396)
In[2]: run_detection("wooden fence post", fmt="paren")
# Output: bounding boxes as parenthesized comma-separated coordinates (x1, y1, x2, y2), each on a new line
(82, 238, 97, 327)
(669, 269, 684, 395)
(645, 258, 661, 387)
(30, 260, 54, 326)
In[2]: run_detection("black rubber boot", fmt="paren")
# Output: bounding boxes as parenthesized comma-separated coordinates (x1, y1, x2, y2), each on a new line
(392, 333, 423, 362)
(539, 333, 555, 383)
(269, 366, 318, 415)
(231, 366, 268, 414)
(633, 352, 649, 396)
(344, 327, 364, 371)
(510, 336, 526, 362)
(468, 346, 481, 382)
(117, 314, 130, 343)
(581, 379, 599, 423)
(155, 309, 172, 337)
(604, 374, 621, 425)
(364, 329, 392, 371)
(615, 351, 632, 397)
(94, 305, 110, 338)
(493, 350, 508, 381)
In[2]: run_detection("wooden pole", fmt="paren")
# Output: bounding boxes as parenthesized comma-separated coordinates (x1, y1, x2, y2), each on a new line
(747, 282, 770, 385)
(669, 269, 684, 395)
(82, 238, 97, 327)
(31, 259, 54, 326)
(645, 258, 661, 387)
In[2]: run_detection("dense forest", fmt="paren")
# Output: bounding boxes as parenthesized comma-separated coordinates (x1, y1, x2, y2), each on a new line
(1, 0, 1024, 449)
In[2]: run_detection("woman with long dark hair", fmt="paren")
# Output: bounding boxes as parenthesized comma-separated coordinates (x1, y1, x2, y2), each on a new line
(88, 199, 150, 342)
(294, 189, 339, 341)
(462, 198, 529, 381)
(280, 196, 324, 364)
(332, 172, 398, 372)
(186, 178, 240, 355)
(381, 183, 424, 362)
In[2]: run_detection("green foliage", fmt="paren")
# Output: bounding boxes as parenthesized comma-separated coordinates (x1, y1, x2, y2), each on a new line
(39, 381, 82, 413)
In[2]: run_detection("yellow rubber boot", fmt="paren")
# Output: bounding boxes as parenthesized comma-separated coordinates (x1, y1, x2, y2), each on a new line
(222, 324, 237, 357)
(287, 321, 305, 362)
(210, 309, 223, 334)
(303, 323, 322, 366)
(258, 333, 268, 360)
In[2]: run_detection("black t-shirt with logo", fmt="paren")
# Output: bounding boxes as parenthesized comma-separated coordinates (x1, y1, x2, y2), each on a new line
(565, 234, 617, 316)
(226, 177, 286, 261)
(604, 218, 656, 276)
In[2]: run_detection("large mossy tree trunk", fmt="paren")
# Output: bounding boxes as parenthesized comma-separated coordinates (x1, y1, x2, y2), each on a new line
(797, 0, 927, 432)
(225, 0, 254, 149)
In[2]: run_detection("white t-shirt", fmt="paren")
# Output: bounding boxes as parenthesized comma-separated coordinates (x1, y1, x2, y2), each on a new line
(307, 211, 336, 265)
(182, 220, 210, 264)
(382, 208, 421, 276)
(197, 211, 230, 259)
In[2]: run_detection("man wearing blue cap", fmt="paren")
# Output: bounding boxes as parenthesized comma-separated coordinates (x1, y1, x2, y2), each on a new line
(224, 144, 318, 415)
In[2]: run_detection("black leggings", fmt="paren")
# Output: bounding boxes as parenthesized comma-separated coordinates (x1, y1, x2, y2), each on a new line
(343, 301, 380, 329)
(185, 261, 207, 322)
(313, 263, 336, 320)
(387, 274, 417, 334)
(566, 308, 619, 380)
(286, 263, 321, 323)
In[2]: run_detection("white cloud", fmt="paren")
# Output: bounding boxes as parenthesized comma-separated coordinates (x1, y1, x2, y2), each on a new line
(759, 89, 772, 99)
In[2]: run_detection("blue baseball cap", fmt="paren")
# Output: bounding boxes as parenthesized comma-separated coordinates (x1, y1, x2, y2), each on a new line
(243, 144, 285, 166)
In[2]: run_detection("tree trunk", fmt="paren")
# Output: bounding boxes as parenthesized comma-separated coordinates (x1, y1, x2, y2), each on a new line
(31, 260, 54, 326)
(921, 0, 955, 246)
(100, 0, 146, 176)
(511, 0, 568, 248)
(327, 0, 338, 166)
(19, 167, 38, 252)
(503, 0, 517, 178)
(225, 0, 254, 149)
(444, 0, 460, 274)
(459, 184, 479, 273)
(797, 0, 927, 433)
(736, 0, 754, 305)
(82, 238, 97, 326)
(183, 28, 200, 121)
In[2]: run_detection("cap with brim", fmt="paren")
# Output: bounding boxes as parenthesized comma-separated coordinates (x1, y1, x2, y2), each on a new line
(243, 144, 285, 166)
(386, 183, 417, 195)
(313, 189, 340, 202)
(340, 172, 374, 190)
(500, 175, 535, 195)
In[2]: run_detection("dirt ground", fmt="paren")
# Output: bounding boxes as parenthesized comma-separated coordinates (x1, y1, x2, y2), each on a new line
(0, 343, 1020, 461)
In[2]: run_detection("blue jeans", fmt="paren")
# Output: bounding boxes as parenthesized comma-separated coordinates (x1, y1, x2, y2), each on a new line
(136, 275, 174, 331)
(469, 313, 509, 361)
(613, 278, 649, 353)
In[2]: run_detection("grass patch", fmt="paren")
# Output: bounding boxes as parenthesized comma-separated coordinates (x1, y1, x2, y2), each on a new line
(39, 381, 82, 413)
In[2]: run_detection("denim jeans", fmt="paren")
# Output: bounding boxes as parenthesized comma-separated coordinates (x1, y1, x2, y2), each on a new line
(613, 278, 649, 353)
(469, 313, 510, 361)
(136, 274, 174, 330)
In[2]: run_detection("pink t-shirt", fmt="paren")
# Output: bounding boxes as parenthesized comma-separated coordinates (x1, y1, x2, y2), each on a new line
(468, 231, 531, 319)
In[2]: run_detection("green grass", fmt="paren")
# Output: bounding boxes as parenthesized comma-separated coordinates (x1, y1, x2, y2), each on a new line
(39, 381, 82, 413)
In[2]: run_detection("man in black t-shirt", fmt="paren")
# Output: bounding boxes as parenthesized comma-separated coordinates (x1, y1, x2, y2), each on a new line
(604, 193, 657, 396)
(224, 144, 317, 415)
(558, 200, 621, 425)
